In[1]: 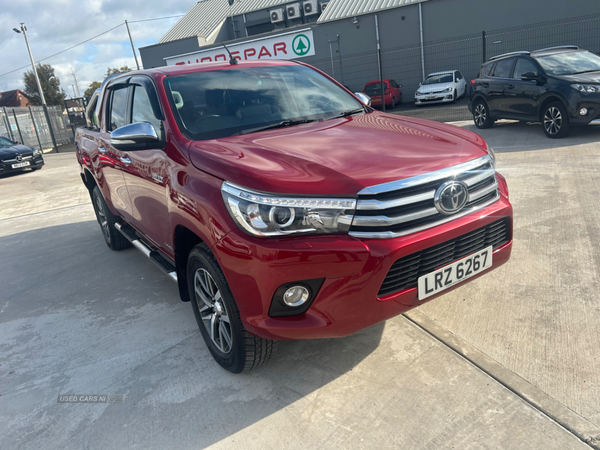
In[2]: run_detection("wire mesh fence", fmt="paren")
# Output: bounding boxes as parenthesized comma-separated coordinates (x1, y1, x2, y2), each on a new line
(0, 106, 73, 151)
(314, 13, 600, 123)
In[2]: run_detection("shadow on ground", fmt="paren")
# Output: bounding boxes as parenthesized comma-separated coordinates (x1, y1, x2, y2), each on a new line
(0, 221, 384, 449)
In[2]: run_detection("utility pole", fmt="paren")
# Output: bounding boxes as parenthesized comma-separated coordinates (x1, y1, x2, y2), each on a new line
(14, 23, 46, 105)
(13, 22, 57, 152)
(125, 20, 140, 70)
(71, 68, 81, 97)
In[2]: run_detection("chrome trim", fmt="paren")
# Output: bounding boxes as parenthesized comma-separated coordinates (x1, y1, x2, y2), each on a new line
(489, 51, 530, 61)
(352, 207, 437, 227)
(356, 190, 435, 211)
(111, 122, 159, 143)
(349, 192, 500, 239)
(222, 181, 356, 209)
(464, 168, 495, 186)
(357, 155, 492, 195)
(468, 179, 498, 203)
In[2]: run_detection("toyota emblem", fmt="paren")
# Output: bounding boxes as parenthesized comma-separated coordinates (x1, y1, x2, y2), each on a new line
(434, 180, 469, 215)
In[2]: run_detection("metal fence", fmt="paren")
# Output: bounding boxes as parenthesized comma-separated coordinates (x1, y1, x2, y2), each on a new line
(310, 13, 600, 123)
(0, 105, 74, 151)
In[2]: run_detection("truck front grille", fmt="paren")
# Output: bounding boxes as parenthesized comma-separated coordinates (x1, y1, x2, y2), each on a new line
(378, 218, 510, 297)
(349, 155, 499, 239)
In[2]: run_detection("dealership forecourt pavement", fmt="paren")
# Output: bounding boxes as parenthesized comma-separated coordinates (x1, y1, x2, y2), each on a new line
(1, 122, 599, 449)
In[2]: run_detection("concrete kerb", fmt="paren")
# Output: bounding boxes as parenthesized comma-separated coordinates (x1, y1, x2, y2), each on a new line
(403, 309, 600, 449)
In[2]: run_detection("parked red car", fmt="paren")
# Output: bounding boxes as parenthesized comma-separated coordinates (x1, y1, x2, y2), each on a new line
(363, 78, 403, 108)
(77, 60, 512, 373)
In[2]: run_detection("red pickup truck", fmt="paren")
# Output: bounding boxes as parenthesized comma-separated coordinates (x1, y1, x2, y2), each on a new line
(76, 60, 512, 373)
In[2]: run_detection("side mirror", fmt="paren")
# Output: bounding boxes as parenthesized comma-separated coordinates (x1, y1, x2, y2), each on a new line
(110, 122, 162, 151)
(354, 92, 371, 107)
(397, 84, 403, 88)
(521, 72, 540, 82)
(456, 78, 460, 83)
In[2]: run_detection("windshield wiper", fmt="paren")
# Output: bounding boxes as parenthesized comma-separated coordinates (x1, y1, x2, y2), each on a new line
(570, 69, 600, 75)
(239, 119, 316, 135)
(328, 108, 367, 119)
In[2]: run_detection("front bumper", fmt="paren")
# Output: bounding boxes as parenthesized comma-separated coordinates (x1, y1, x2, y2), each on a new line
(0, 155, 44, 174)
(214, 182, 512, 341)
(415, 93, 454, 105)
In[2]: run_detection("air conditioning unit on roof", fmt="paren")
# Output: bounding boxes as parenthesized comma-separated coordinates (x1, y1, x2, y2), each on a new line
(303, 0, 319, 15)
(270, 8, 284, 23)
(287, 3, 301, 19)
(320, 1, 329, 12)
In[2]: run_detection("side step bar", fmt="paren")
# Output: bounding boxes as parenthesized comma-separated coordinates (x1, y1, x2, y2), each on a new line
(114, 222, 178, 283)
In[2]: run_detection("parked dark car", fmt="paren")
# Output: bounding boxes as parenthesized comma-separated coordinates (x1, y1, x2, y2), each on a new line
(0, 137, 44, 175)
(469, 46, 600, 138)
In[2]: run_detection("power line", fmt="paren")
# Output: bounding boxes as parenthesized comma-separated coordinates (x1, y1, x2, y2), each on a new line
(0, 23, 125, 79)
(0, 32, 15, 52)
(0, 14, 186, 79)
(128, 14, 185, 23)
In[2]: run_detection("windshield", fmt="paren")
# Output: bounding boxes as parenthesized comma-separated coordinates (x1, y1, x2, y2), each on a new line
(423, 73, 454, 85)
(165, 64, 365, 140)
(535, 51, 600, 75)
(0, 137, 14, 147)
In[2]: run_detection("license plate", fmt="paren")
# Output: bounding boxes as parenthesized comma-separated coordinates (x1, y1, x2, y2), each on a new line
(418, 246, 493, 300)
(12, 161, 30, 168)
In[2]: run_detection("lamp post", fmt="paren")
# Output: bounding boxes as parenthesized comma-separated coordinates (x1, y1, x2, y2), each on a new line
(13, 23, 58, 152)
(13, 23, 46, 105)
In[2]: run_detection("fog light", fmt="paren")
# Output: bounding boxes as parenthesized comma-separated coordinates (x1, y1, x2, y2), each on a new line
(580, 108, 588, 116)
(282, 286, 310, 307)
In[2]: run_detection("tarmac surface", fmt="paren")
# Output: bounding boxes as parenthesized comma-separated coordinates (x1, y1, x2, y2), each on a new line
(1, 121, 599, 449)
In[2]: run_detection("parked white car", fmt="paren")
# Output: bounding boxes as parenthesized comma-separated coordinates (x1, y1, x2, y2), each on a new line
(415, 70, 467, 105)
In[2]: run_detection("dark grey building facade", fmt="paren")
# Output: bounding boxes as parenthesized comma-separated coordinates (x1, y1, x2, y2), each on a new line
(140, 0, 600, 101)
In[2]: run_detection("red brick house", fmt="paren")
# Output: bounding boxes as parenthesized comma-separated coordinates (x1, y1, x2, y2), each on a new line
(0, 89, 32, 108)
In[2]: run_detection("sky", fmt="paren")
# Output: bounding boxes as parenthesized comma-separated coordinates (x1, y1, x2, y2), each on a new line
(0, 0, 195, 97)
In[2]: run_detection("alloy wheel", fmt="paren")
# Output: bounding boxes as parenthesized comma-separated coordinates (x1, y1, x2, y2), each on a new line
(194, 268, 233, 354)
(544, 106, 562, 135)
(95, 195, 110, 243)
(474, 104, 486, 126)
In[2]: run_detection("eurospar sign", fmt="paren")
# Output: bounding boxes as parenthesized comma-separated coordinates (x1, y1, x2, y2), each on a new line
(165, 29, 315, 66)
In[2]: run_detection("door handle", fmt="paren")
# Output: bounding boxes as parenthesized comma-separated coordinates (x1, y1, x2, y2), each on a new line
(505, 84, 515, 89)
(98, 147, 107, 154)
(120, 156, 132, 165)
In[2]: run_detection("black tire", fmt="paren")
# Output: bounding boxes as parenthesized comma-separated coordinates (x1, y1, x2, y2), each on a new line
(452, 89, 457, 104)
(473, 100, 494, 129)
(542, 101, 572, 138)
(91, 186, 131, 251)
(187, 243, 278, 373)
(390, 97, 396, 109)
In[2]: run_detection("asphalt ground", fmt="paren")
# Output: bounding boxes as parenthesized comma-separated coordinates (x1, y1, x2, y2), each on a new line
(1, 121, 599, 449)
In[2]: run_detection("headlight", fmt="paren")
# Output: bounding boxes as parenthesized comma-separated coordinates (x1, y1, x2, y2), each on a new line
(416, 90, 423, 96)
(444, 87, 453, 93)
(222, 182, 356, 237)
(572, 84, 599, 93)
(32, 148, 40, 156)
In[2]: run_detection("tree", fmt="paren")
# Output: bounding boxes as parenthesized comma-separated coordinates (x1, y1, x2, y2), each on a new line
(23, 63, 66, 108)
(84, 81, 101, 100)
(105, 66, 133, 77)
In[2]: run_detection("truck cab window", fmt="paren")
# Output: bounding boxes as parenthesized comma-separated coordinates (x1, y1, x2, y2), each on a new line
(108, 86, 129, 131)
(132, 85, 162, 136)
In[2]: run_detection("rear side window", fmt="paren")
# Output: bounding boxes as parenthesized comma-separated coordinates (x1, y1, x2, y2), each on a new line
(492, 58, 515, 78)
(108, 86, 130, 131)
(513, 58, 538, 79)
(480, 63, 494, 77)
